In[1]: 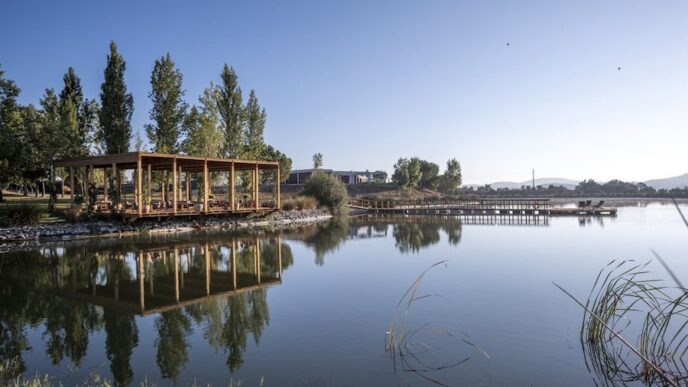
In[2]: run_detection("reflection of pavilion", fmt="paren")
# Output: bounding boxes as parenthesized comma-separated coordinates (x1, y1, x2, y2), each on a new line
(56, 237, 284, 316)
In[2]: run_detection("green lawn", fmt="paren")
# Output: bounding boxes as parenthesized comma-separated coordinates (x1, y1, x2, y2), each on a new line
(0, 191, 72, 225)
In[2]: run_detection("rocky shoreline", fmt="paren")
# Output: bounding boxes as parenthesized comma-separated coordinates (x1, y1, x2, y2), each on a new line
(0, 209, 332, 246)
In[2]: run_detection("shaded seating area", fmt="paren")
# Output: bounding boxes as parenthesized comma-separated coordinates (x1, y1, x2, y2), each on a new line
(53, 151, 281, 219)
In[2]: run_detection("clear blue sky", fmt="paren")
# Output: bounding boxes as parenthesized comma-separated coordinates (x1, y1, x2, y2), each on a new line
(2, 0, 687, 184)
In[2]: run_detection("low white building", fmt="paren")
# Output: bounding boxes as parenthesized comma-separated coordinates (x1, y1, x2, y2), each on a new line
(286, 169, 372, 185)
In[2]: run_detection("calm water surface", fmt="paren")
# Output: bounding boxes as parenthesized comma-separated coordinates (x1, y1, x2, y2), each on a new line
(2, 202, 688, 386)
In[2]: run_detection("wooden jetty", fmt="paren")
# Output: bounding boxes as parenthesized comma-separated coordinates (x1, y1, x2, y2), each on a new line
(53, 151, 281, 221)
(348, 198, 617, 217)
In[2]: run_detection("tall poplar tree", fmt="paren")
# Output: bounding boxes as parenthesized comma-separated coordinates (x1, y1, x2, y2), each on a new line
(99, 42, 133, 154)
(145, 54, 187, 153)
(182, 84, 224, 157)
(58, 67, 91, 156)
(244, 89, 265, 160)
(0, 65, 21, 201)
(216, 64, 244, 158)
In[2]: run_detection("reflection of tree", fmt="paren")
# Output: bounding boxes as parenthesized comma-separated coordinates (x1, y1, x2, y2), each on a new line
(301, 216, 351, 265)
(0, 251, 47, 379)
(390, 217, 462, 253)
(104, 309, 139, 386)
(41, 247, 102, 366)
(0, 234, 289, 381)
(155, 310, 192, 382)
(392, 223, 441, 253)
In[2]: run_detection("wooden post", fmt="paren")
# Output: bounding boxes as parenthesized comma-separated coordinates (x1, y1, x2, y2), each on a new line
(278, 236, 282, 279)
(254, 164, 259, 210)
(138, 252, 145, 313)
(174, 248, 179, 302)
(111, 163, 118, 205)
(256, 238, 261, 284)
(146, 164, 153, 204)
(185, 172, 190, 201)
(203, 159, 209, 213)
(231, 239, 237, 290)
(103, 168, 109, 202)
(230, 163, 235, 211)
(205, 243, 210, 295)
(178, 166, 183, 205)
(137, 156, 143, 216)
(276, 167, 281, 210)
(83, 166, 91, 205)
(69, 167, 74, 204)
(172, 157, 178, 215)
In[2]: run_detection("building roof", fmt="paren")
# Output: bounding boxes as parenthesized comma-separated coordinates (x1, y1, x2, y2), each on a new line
(53, 152, 279, 172)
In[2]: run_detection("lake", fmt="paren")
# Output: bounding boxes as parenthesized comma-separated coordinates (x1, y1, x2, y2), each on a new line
(2, 202, 688, 386)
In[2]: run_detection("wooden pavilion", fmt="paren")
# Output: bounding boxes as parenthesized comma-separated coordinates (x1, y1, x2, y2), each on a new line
(53, 152, 281, 219)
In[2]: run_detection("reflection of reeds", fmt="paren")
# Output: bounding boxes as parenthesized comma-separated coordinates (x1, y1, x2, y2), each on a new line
(555, 199, 688, 387)
(386, 260, 489, 386)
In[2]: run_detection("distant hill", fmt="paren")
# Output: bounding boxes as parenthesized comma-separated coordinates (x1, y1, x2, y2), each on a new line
(644, 173, 688, 190)
(483, 178, 579, 190)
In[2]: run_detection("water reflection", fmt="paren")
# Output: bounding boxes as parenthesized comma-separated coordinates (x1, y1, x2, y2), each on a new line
(0, 235, 292, 385)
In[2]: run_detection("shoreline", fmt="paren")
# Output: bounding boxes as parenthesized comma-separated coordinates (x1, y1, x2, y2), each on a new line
(0, 209, 332, 247)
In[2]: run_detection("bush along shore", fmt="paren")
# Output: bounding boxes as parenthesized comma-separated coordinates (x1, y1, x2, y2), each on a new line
(0, 209, 331, 245)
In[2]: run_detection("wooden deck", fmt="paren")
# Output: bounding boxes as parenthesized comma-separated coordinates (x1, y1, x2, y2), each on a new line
(53, 151, 281, 220)
(349, 198, 617, 217)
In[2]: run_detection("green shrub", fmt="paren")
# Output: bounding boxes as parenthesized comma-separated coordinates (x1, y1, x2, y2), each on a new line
(282, 200, 295, 211)
(302, 171, 348, 215)
(63, 207, 83, 223)
(2, 203, 42, 226)
(282, 196, 318, 211)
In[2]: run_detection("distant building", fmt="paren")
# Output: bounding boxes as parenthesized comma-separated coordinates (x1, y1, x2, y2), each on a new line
(286, 169, 373, 185)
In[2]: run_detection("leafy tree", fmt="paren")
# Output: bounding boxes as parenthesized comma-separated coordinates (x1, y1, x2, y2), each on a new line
(0, 66, 22, 201)
(217, 64, 244, 158)
(437, 158, 462, 193)
(182, 84, 224, 157)
(145, 54, 187, 153)
(58, 67, 92, 156)
(392, 158, 421, 190)
(312, 152, 323, 169)
(244, 89, 265, 159)
(417, 159, 440, 190)
(99, 41, 134, 154)
(261, 145, 292, 183)
(372, 170, 388, 183)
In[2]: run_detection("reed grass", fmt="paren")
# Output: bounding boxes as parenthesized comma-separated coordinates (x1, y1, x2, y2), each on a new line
(555, 199, 688, 386)
(385, 260, 489, 386)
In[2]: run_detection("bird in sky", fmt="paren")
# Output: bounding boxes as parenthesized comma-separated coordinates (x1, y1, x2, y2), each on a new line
(506, 42, 510, 46)
(617, 67, 622, 71)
